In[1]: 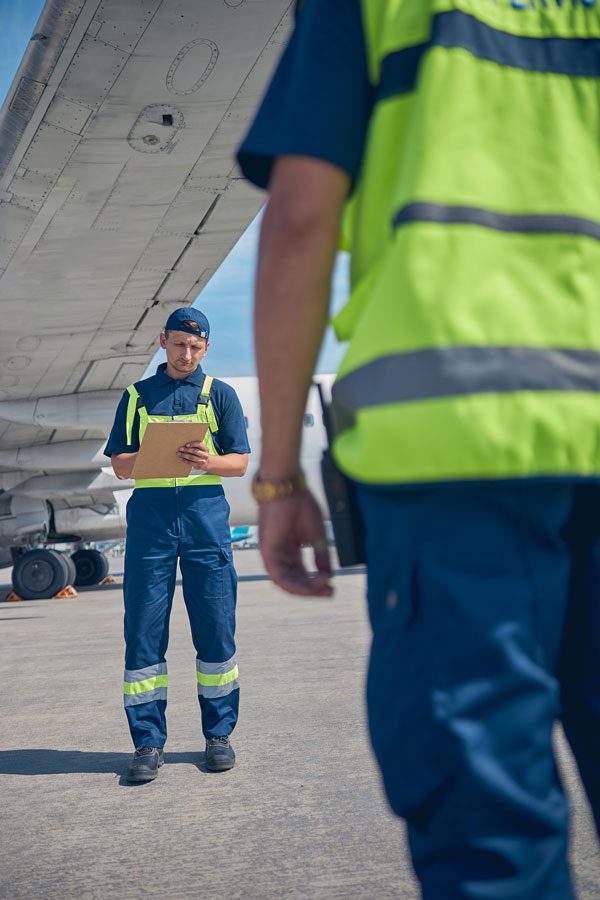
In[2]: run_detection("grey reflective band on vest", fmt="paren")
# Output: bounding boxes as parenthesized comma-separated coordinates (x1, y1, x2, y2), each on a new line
(377, 9, 600, 101)
(392, 203, 600, 242)
(331, 347, 600, 432)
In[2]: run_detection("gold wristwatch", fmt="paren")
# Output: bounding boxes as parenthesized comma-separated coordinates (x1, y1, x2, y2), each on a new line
(251, 471, 307, 503)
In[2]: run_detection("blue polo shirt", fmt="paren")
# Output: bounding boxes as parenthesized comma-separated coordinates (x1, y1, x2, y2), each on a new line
(104, 363, 250, 457)
(236, 0, 372, 190)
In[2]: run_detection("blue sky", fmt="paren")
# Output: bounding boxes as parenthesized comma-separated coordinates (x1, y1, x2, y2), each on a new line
(0, 1, 46, 95)
(1, 0, 349, 377)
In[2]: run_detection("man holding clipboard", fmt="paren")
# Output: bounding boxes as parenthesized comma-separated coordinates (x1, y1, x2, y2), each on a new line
(105, 308, 250, 783)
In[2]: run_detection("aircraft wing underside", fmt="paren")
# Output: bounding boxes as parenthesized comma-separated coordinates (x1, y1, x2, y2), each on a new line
(0, 0, 293, 556)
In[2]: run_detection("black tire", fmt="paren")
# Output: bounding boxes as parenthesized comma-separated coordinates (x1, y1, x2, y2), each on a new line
(71, 548, 109, 586)
(60, 552, 77, 586)
(47, 549, 74, 587)
(12, 549, 69, 600)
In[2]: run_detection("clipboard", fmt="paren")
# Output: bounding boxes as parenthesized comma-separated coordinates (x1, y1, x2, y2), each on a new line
(131, 421, 209, 479)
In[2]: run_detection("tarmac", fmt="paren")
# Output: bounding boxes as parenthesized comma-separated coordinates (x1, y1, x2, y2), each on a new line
(0, 549, 598, 900)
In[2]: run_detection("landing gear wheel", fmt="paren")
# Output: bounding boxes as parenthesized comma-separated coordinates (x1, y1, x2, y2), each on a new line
(71, 548, 109, 586)
(12, 549, 70, 600)
(47, 549, 75, 587)
(60, 552, 77, 587)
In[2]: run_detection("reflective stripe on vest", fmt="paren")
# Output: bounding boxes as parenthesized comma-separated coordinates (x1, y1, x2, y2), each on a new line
(125, 376, 222, 488)
(377, 9, 600, 104)
(331, 1, 600, 484)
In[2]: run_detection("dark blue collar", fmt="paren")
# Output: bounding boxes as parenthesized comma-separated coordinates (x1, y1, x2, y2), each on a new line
(154, 362, 205, 387)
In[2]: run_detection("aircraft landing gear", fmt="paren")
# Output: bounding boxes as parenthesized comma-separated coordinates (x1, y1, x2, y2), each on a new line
(71, 548, 109, 586)
(10, 547, 109, 599)
(63, 552, 77, 588)
(12, 548, 70, 601)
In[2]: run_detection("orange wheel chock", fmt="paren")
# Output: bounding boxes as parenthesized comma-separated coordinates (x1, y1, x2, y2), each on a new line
(53, 585, 78, 599)
(101, 575, 117, 584)
(4, 590, 24, 602)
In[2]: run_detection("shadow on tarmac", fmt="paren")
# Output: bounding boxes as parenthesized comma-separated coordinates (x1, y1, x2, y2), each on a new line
(73, 575, 274, 593)
(56, 567, 368, 594)
(0, 567, 367, 603)
(0, 616, 43, 621)
(0, 749, 213, 778)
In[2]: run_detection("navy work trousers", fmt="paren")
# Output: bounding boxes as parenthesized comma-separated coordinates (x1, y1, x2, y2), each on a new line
(123, 486, 238, 748)
(357, 482, 599, 899)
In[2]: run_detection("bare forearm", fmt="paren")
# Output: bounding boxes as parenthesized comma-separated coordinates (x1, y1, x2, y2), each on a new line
(203, 453, 248, 478)
(255, 158, 349, 479)
(111, 453, 137, 479)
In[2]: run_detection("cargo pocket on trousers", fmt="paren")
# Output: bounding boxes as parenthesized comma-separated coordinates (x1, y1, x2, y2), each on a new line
(219, 546, 237, 612)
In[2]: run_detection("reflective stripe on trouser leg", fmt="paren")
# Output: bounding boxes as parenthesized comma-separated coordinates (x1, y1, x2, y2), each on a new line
(196, 657, 240, 741)
(124, 663, 168, 706)
(178, 490, 239, 739)
(197, 656, 240, 698)
(123, 487, 180, 749)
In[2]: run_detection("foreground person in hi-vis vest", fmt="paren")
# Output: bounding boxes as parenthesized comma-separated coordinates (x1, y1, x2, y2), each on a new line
(105, 308, 249, 782)
(237, 1, 600, 897)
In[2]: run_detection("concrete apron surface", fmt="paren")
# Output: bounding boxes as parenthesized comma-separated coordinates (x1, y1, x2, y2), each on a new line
(0, 550, 597, 900)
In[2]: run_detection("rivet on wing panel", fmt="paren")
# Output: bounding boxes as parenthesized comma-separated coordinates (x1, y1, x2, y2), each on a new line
(166, 39, 219, 96)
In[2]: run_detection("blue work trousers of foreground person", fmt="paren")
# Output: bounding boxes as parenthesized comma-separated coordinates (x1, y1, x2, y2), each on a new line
(123, 486, 238, 749)
(357, 482, 599, 900)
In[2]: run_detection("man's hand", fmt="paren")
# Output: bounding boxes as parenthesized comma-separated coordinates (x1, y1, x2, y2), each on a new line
(259, 491, 333, 597)
(177, 440, 210, 471)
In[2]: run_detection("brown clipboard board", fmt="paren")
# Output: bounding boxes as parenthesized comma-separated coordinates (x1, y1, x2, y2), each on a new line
(131, 421, 209, 479)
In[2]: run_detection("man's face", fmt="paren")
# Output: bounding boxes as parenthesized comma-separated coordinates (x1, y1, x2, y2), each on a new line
(160, 329, 209, 376)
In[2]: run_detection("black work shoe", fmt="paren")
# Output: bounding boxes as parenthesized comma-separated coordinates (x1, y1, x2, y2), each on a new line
(126, 746, 164, 783)
(205, 736, 235, 772)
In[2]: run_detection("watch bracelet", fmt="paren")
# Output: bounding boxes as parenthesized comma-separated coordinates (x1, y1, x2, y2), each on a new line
(251, 470, 307, 502)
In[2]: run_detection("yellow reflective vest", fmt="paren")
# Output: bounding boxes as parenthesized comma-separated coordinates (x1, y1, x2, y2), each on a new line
(331, 0, 600, 485)
(125, 375, 222, 489)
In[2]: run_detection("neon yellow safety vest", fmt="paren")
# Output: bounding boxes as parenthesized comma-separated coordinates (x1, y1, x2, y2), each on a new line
(331, 1, 600, 485)
(125, 375, 222, 489)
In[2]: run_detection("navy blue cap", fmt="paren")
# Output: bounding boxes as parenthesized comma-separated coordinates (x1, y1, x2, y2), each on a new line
(164, 307, 210, 339)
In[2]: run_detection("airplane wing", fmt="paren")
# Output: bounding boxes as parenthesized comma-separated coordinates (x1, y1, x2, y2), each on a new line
(0, 0, 292, 577)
